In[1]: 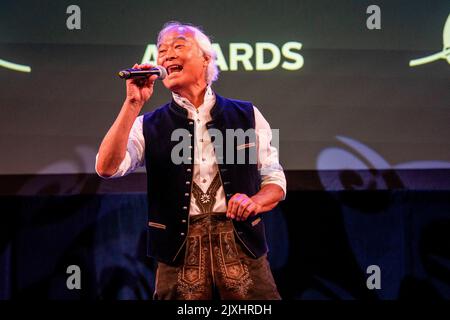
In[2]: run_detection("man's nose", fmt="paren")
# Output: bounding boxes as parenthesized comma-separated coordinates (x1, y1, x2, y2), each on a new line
(165, 47, 177, 61)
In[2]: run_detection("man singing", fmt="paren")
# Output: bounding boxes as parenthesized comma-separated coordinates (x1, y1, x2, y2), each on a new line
(96, 22, 286, 300)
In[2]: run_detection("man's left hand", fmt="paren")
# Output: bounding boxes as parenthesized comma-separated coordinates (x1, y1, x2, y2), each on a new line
(226, 193, 263, 221)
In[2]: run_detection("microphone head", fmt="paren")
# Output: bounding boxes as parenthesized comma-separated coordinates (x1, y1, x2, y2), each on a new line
(156, 65, 167, 80)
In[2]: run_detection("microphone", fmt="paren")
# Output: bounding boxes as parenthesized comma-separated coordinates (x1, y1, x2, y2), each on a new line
(118, 65, 167, 80)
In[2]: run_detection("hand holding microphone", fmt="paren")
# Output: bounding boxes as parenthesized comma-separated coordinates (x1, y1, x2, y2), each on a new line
(123, 64, 166, 107)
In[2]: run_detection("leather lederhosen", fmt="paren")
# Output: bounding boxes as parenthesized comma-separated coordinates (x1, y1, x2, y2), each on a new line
(153, 173, 280, 300)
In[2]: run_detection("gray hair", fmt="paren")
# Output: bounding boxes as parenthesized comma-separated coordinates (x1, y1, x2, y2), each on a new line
(157, 21, 219, 85)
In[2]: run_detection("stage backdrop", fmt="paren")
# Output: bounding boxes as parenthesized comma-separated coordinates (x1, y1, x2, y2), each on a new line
(0, 0, 449, 175)
(0, 0, 450, 301)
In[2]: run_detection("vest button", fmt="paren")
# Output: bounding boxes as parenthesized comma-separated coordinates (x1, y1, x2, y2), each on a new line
(181, 219, 187, 223)
(187, 168, 192, 172)
(223, 181, 230, 185)
(180, 232, 185, 236)
(183, 206, 187, 210)
(184, 193, 189, 196)
(189, 121, 194, 125)
(186, 181, 190, 185)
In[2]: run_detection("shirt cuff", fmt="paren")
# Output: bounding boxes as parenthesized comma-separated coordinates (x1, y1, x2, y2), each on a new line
(95, 153, 131, 179)
(261, 176, 287, 200)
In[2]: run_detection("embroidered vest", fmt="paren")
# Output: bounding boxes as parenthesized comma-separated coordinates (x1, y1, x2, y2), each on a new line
(143, 94, 267, 265)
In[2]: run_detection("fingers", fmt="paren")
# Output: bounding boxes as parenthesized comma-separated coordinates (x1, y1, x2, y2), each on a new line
(128, 63, 158, 88)
(226, 193, 256, 221)
(226, 193, 241, 219)
(236, 197, 252, 221)
(241, 202, 257, 221)
(134, 75, 157, 88)
(133, 63, 155, 70)
(131, 77, 149, 87)
(137, 64, 158, 84)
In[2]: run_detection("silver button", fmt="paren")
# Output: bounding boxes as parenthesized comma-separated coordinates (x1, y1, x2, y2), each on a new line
(180, 232, 185, 236)
(187, 168, 192, 172)
(186, 181, 190, 185)
(189, 146, 193, 149)
(189, 134, 192, 137)
(183, 206, 187, 210)
(189, 121, 194, 125)
(184, 193, 189, 196)
(181, 219, 187, 223)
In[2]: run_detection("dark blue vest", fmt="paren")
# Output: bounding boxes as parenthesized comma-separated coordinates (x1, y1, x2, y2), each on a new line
(142, 94, 267, 265)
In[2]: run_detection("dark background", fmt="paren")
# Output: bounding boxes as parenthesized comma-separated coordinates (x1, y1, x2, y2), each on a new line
(0, 0, 449, 174)
(0, 0, 449, 300)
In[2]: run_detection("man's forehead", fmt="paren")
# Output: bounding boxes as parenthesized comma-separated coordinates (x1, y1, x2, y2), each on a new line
(158, 28, 195, 47)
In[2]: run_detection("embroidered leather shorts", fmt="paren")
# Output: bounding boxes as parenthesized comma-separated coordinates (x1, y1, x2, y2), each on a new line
(153, 213, 281, 300)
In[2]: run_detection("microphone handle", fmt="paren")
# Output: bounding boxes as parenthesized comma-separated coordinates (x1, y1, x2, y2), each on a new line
(118, 69, 159, 79)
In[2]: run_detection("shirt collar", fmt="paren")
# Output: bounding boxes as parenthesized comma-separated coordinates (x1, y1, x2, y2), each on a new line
(172, 86, 215, 116)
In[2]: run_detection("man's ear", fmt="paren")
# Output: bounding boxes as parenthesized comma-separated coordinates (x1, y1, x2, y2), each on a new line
(203, 54, 210, 67)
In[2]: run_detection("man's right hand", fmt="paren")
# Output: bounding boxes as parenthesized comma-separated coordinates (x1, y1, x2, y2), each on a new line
(125, 63, 159, 107)
(97, 63, 158, 178)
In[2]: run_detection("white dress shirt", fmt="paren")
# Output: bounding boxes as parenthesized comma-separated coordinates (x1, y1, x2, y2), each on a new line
(96, 87, 286, 215)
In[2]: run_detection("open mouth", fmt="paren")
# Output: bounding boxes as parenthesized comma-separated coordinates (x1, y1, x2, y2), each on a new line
(167, 64, 183, 75)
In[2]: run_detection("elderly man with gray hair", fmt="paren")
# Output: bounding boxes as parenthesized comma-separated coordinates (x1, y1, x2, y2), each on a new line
(96, 21, 286, 300)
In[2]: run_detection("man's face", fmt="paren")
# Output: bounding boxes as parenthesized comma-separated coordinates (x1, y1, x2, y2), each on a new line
(157, 27, 209, 92)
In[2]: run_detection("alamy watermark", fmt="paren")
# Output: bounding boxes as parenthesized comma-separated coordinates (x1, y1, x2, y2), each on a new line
(66, 5, 81, 30)
(170, 127, 280, 179)
(366, 5, 381, 30)
(170, 128, 279, 162)
(66, 265, 81, 290)
(366, 264, 381, 290)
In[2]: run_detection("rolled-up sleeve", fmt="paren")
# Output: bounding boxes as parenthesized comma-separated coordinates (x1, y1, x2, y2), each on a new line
(254, 106, 287, 199)
(95, 115, 145, 179)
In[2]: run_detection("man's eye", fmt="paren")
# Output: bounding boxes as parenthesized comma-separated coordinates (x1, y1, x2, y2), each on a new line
(159, 50, 167, 54)
(175, 44, 184, 49)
